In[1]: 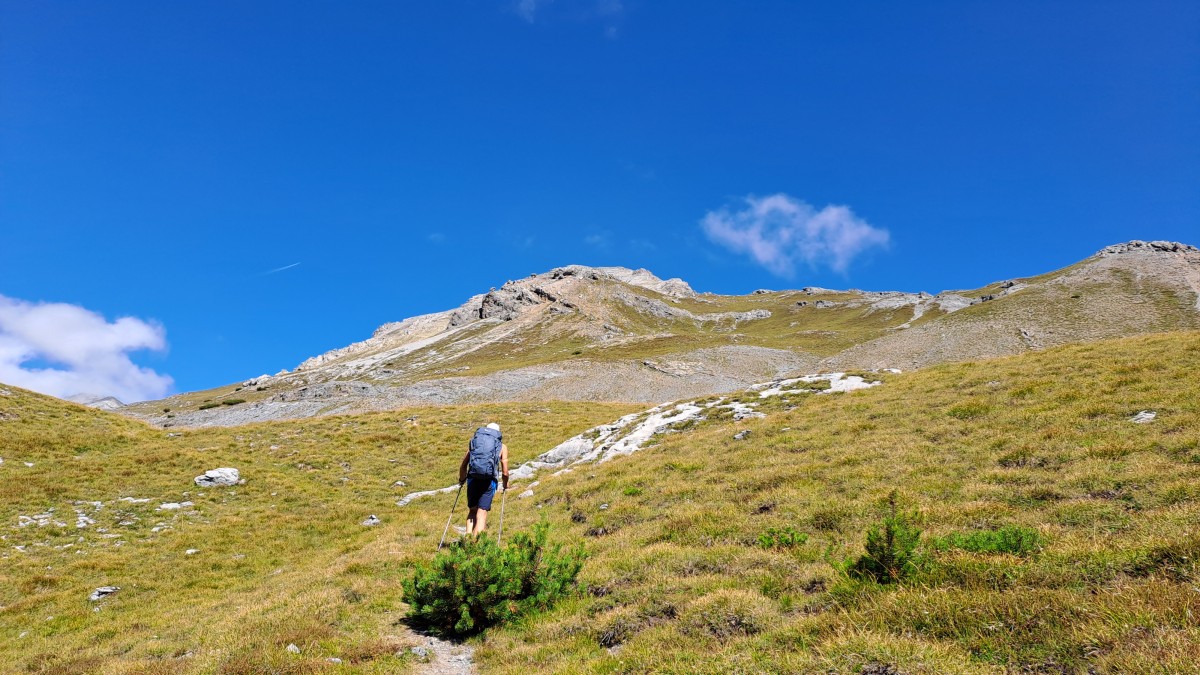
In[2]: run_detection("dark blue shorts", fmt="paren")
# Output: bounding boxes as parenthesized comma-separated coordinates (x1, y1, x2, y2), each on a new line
(466, 477, 497, 511)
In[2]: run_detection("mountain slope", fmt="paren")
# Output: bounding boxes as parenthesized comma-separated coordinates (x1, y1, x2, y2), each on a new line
(3, 331, 1198, 672)
(122, 240, 1200, 427)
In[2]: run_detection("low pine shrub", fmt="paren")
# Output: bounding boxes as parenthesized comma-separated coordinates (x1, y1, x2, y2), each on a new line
(930, 525, 1044, 556)
(402, 521, 586, 637)
(198, 403, 220, 410)
(757, 526, 808, 549)
(848, 490, 922, 583)
(221, 399, 246, 406)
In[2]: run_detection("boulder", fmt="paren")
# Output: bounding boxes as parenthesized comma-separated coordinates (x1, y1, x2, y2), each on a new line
(194, 467, 240, 487)
(734, 430, 752, 441)
(89, 586, 120, 601)
(1130, 410, 1156, 424)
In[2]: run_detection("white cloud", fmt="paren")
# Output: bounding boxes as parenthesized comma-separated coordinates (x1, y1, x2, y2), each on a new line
(701, 194, 890, 276)
(0, 295, 173, 403)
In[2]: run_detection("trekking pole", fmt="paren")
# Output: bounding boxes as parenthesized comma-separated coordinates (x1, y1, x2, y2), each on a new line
(496, 487, 508, 546)
(438, 482, 464, 551)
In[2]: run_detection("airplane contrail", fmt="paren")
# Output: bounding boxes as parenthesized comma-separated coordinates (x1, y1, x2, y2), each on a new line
(261, 262, 301, 275)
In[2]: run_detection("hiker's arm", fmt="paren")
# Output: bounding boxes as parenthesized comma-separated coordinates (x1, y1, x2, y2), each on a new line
(459, 452, 469, 485)
(500, 444, 509, 490)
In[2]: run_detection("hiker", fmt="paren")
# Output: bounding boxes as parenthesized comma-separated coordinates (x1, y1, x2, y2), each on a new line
(459, 422, 509, 535)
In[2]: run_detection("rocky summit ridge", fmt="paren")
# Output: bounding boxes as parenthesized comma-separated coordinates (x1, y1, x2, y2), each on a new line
(118, 242, 1200, 426)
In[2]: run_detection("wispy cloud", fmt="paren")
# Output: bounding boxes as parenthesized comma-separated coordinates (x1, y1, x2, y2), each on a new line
(515, 0, 552, 23)
(583, 232, 610, 248)
(0, 295, 173, 403)
(261, 262, 300, 275)
(513, 0, 624, 34)
(702, 194, 890, 277)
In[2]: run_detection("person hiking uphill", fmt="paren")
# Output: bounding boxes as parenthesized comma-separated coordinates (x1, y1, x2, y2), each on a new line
(458, 422, 509, 535)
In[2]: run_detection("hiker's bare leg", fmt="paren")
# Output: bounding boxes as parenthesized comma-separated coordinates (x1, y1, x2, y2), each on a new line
(472, 508, 489, 535)
(466, 507, 478, 535)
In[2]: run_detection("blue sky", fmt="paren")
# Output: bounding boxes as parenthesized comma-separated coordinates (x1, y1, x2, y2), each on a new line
(2, 1, 1197, 400)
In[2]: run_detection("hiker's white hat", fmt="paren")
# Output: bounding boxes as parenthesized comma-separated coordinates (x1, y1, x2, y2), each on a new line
(486, 422, 500, 432)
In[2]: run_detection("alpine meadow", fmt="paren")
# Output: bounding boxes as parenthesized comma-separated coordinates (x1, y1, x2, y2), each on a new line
(3, 243, 1200, 673)
(4, 3, 1199, 673)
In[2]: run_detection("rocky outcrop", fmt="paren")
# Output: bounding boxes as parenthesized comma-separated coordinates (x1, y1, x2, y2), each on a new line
(1099, 240, 1197, 256)
(479, 285, 546, 321)
(194, 467, 240, 487)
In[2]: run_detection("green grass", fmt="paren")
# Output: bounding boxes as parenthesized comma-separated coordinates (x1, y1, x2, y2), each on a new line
(4, 330, 1200, 673)
(929, 525, 1045, 556)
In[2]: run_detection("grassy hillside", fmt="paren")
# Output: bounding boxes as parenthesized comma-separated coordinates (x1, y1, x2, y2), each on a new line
(4, 330, 1200, 673)
(0, 395, 639, 673)
(475, 331, 1200, 673)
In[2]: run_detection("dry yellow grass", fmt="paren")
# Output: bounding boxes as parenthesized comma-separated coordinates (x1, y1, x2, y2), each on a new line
(0, 397, 639, 673)
(3, 330, 1199, 673)
(475, 330, 1200, 674)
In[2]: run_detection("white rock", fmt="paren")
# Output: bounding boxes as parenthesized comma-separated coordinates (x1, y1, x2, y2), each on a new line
(328, 657, 342, 664)
(518, 489, 535, 499)
(23, 462, 34, 467)
(286, 643, 301, 654)
(119, 497, 150, 504)
(185, 549, 199, 555)
(362, 515, 380, 526)
(1130, 410, 1156, 424)
(194, 467, 240, 487)
(159, 503, 182, 510)
(89, 586, 119, 601)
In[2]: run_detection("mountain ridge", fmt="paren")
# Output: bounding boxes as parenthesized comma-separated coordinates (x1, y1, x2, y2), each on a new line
(116, 240, 1199, 427)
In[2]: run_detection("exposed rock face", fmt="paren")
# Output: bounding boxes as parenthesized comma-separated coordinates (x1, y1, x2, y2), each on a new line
(479, 285, 546, 321)
(1099, 240, 1197, 256)
(194, 467, 240, 487)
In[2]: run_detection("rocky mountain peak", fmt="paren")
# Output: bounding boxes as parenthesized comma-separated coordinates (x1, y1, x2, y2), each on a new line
(1097, 240, 1198, 257)
(449, 265, 695, 325)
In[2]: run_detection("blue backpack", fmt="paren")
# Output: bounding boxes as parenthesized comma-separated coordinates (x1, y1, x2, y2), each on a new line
(467, 427, 502, 480)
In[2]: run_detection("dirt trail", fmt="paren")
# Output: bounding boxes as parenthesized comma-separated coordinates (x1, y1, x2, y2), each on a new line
(393, 626, 475, 674)
(413, 633, 475, 674)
